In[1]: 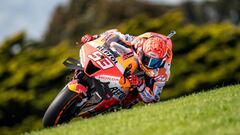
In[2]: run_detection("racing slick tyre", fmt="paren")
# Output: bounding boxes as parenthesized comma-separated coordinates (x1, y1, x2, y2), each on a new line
(43, 86, 80, 127)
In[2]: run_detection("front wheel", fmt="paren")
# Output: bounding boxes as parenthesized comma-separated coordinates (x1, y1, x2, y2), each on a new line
(43, 86, 81, 127)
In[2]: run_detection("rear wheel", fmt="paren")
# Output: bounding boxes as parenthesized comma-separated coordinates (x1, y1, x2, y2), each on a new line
(43, 86, 81, 127)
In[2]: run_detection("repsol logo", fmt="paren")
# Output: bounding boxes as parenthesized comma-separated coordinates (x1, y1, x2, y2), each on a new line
(97, 46, 117, 64)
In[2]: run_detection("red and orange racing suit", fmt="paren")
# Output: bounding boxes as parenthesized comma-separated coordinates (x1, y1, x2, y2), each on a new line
(84, 29, 172, 103)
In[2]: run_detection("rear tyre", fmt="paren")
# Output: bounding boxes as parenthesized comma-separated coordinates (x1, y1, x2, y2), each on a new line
(43, 86, 80, 127)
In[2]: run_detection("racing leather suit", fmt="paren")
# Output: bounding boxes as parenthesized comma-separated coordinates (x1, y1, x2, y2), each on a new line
(81, 29, 172, 103)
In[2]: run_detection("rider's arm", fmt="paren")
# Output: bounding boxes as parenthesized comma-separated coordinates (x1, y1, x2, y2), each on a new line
(110, 32, 135, 46)
(137, 81, 165, 103)
(81, 29, 135, 45)
(138, 63, 171, 103)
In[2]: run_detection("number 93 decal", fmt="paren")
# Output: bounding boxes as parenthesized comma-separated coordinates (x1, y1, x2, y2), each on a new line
(88, 51, 114, 69)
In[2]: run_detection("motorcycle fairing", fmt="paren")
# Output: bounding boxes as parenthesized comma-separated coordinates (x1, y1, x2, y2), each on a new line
(67, 80, 87, 94)
(79, 36, 139, 101)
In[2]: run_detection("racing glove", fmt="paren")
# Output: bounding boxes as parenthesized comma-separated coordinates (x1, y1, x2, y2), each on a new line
(127, 74, 146, 93)
(81, 34, 95, 44)
(127, 74, 143, 87)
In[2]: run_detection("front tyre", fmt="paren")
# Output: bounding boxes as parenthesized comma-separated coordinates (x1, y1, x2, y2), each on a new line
(43, 86, 80, 127)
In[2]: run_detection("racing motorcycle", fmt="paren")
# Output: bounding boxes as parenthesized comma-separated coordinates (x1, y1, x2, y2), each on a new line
(42, 31, 176, 127)
(42, 35, 144, 127)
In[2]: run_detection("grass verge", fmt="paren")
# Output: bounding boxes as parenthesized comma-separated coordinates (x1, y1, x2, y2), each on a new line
(25, 85, 240, 135)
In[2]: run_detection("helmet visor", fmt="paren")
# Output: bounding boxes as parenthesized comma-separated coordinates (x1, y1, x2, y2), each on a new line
(141, 53, 164, 69)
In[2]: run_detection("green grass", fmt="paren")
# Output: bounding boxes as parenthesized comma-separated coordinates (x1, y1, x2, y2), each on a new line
(25, 85, 240, 135)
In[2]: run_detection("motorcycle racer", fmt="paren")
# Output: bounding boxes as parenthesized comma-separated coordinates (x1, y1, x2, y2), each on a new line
(81, 29, 174, 103)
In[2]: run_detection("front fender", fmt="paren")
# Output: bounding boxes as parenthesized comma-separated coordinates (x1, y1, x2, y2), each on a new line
(67, 80, 87, 94)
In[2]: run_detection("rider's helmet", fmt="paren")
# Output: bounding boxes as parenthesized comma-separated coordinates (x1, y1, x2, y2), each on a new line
(137, 36, 169, 77)
(140, 37, 167, 69)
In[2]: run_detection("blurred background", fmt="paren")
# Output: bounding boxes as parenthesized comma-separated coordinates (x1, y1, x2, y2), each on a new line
(0, 0, 239, 134)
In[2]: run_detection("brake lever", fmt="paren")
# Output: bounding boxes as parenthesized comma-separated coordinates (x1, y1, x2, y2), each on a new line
(167, 30, 176, 39)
